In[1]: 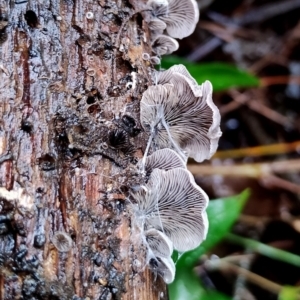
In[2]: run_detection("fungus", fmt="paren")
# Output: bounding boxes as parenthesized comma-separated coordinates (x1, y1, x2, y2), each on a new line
(86, 12, 94, 19)
(141, 149, 186, 174)
(51, 231, 73, 252)
(150, 256, 175, 284)
(156, 64, 199, 92)
(148, 19, 167, 33)
(145, 228, 173, 259)
(133, 168, 208, 252)
(142, 53, 151, 61)
(140, 66, 222, 162)
(152, 35, 179, 56)
(150, 56, 161, 65)
(147, 0, 199, 39)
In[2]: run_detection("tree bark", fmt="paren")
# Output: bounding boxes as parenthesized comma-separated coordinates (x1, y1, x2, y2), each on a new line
(0, 0, 167, 299)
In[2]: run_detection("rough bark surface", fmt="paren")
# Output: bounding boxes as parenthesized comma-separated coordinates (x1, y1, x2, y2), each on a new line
(0, 0, 167, 299)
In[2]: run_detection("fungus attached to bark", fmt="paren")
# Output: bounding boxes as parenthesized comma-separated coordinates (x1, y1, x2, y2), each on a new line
(133, 168, 208, 252)
(148, 19, 167, 33)
(142, 148, 186, 174)
(147, 0, 199, 39)
(145, 228, 173, 259)
(141, 65, 222, 162)
(150, 256, 175, 284)
(150, 56, 161, 65)
(51, 231, 73, 252)
(152, 35, 179, 56)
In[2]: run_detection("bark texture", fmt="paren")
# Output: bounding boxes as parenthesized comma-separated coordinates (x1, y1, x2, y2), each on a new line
(0, 0, 167, 299)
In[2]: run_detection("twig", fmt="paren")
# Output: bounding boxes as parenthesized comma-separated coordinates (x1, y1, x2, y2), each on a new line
(188, 159, 300, 178)
(234, 0, 300, 25)
(212, 141, 300, 159)
(187, 0, 300, 61)
(261, 76, 300, 87)
(226, 233, 300, 268)
(205, 259, 282, 294)
(260, 174, 300, 194)
(229, 90, 293, 128)
(186, 37, 222, 62)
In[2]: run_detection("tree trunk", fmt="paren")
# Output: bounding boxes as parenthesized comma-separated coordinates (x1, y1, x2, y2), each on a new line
(0, 0, 167, 299)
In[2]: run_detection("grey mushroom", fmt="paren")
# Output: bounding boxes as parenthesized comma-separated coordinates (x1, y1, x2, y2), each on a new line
(145, 228, 173, 259)
(51, 231, 73, 252)
(133, 168, 209, 252)
(147, 0, 199, 39)
(141, 66, 222, 162)
(140, 148, 186, 173)
(155, 256, 176, 284)
(152, 34, 179, 56)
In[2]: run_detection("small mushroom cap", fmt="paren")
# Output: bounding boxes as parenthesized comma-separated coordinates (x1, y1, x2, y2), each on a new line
(145, 228, 173, 258)
(164, 0, 199, 39)
(152, 35, 179, 56)
(156, 64, 201, 96)
(142, 66, 222, 162)
(147, 0, 169, 18)
(142, 149, 186, 173)
(157, 256, 176, 284)
(135, 168, 209, 252)
(147, 0, 199, 39)
(51, 231, 73, 252)
(148, 19, 167, 33)
(150, 56, 161, 65)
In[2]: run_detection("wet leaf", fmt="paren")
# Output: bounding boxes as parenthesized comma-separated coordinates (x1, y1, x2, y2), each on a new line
(177, 189, 250, 268)
(279, 286, 300, 300)
(169, 190, 250, 300)
(169, 267, 231, 300)
(161, 56, 260, 91)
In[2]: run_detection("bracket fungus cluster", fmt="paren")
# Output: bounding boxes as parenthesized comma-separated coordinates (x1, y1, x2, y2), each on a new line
(131, 149, 210, 283)
(145, 0, 199, 61)
(129, 0, 221, 285)
(132, 62, 221, 286)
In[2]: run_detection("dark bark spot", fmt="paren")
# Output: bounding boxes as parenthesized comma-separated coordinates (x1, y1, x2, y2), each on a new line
(87, 104, 102, 117)
(38, 154, 56, 171)
(121, 115, 141, 137)
(21, 120, 33, 133)
(24, 10, 39, 28)
(93, 253, 102, 266)
(0, 27, 8, 44)
(122, 115, 136, 128)
(86, 96, 96, 104)
(34, 234, 46, 248)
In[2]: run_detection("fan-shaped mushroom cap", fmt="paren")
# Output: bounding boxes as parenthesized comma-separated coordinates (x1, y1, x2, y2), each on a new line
(163, 0, 199, 39)
(152, 35, 179, 56)
(134, 168, 209, 252)
(51, 231, 73, 252)
(145, 228, 173, 258)
(147, 0, 199, 39)
(142, 149, 186, 173)
(150, 56, 161, 65)
(147, 0, 169, 18)
(156, 64, 201, 96)
(140, 77, 221, 162)
(148, 19, 167, 33)
(157, 256, 176, 284)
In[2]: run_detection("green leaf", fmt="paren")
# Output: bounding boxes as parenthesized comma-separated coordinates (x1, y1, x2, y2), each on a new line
(169, 190, 250, 300)
(169, 268, 231, 300)
(161, 56, 260, 91)
(279, 286, 300, 300)
(177, 189, 250, 268)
